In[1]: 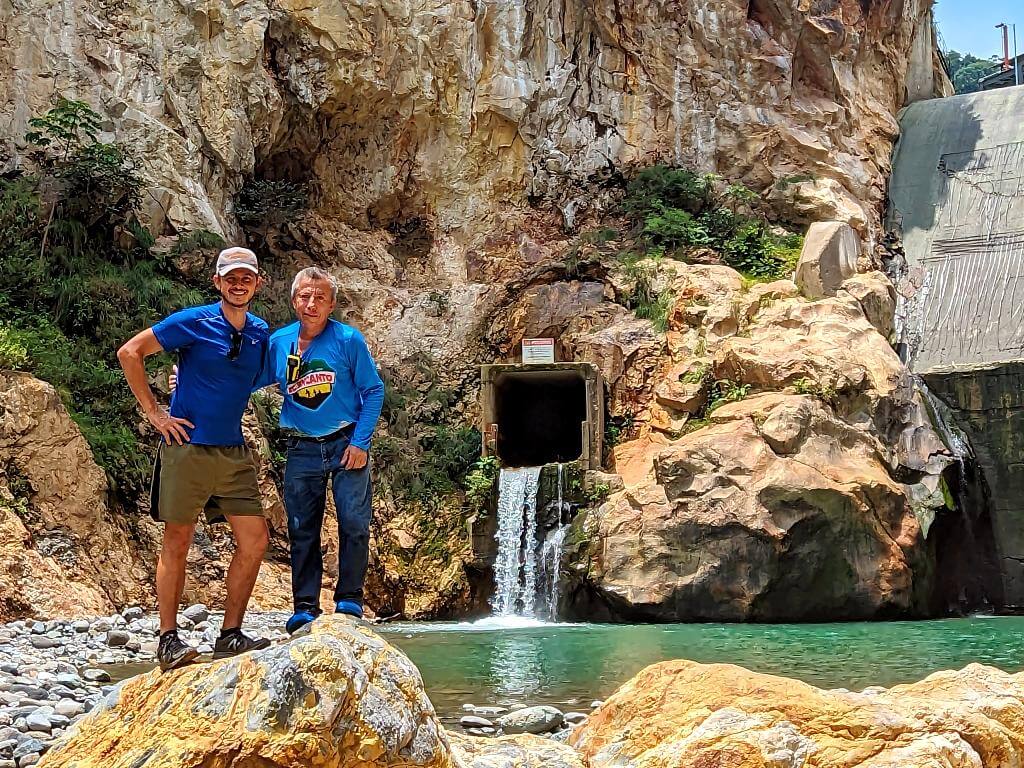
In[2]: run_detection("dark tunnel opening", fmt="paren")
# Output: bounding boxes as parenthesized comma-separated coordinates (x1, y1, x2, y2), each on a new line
(494, 370, 587, 467)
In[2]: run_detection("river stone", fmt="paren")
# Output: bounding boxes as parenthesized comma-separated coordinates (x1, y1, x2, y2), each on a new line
(53, 700, 83, 718)
(181, 604, 209, 624)
(28, 638, 58, 650)
(12, 739, 45, 759)
(18, 753, 41, 767)
(121, 607, 144, 622)
(460, 715, 494, 729)
(81, 670, 110, 683)
(105, 630, 130, 648)
(564, 712, 588, 725)
(23, 714, 49, 733)
(496, 706, 564, 735)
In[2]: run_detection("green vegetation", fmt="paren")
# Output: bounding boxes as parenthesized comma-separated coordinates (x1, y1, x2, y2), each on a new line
(372, 362, 482, 512)
(792, 376, 838, 406)
(707, 379, 750, 412)
(0, 99, 214, 501)
(464, 455, 499, 513)
(681, 362, 711, 385)
(942, 50, 1000, 94)
(621, 259, 674, 332)
(562, 165, 804, 331)
(624, 166, 803, 281)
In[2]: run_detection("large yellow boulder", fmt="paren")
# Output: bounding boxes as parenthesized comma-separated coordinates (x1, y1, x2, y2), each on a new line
(41, 617, 451, 768)
(571, 659, 1024, 767)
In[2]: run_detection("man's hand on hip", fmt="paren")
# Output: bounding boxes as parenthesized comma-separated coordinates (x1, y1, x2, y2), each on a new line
(146, 406, 194, 445)
(341, 444, 368, 470)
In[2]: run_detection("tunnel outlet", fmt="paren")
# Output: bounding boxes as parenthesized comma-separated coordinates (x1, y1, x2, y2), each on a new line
(480, 363, 603, 469)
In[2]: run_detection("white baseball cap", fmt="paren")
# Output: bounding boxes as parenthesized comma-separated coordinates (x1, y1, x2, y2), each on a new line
(215, 247, 259, 276)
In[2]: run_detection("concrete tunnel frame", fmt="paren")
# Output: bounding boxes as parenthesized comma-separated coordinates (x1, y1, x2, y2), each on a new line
(480, 362, 604, 469)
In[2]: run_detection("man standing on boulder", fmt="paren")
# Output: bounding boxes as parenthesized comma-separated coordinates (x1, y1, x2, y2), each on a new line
(257, 266, 384, 634)
(118, 247, 272, 671)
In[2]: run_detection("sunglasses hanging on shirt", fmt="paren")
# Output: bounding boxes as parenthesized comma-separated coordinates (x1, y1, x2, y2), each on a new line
(227, 329, 243, 361)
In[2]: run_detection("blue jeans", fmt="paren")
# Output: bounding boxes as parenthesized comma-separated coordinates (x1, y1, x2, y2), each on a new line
(283, 429, 372, 615)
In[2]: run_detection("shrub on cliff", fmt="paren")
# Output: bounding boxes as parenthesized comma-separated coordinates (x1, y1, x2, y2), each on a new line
(623, 165, 803, 281)
(0, 99, 207, 502)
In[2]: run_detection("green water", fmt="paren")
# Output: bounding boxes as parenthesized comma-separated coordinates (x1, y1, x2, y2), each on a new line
(378, 617, 1024, 724)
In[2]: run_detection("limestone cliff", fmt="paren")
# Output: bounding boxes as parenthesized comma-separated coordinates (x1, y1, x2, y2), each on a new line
(0, 0, 952, 620)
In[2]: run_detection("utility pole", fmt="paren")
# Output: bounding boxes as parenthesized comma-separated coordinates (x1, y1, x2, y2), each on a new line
(997, 23, 1010, 71)
(1015, 24, 1020, 86)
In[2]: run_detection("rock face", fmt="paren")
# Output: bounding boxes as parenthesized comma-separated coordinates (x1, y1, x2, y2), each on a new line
(0, 0, 952, 620)
(562, 260, 952, 622)
(0, 371, 299, 622)
(1, 0, 944, 245)
(794, 221, 859, 299)
(0, 372, 150, 619)
(40, 616, 582, 768)
(572, 660, 1024, 767)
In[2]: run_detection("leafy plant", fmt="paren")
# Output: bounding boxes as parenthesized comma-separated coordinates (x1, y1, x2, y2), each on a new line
(0, 325, 29, 370)
(464, 455, 500, 512)
(682, 363, 711, 385)
(792, 376, 838, 406)
(0, 100, 208, 502)
(583, 482, 611, 506)
(708, 379, 750, 412)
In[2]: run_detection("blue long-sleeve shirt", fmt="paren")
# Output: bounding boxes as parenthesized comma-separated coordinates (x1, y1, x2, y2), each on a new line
(256, 320, 384, 450)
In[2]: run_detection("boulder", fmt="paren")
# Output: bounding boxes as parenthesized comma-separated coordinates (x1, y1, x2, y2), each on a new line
(840, 270, 898, 339)
(794, 221, 859, 299)
(495, 706, 564, 735)
(572, 660, 1024, 767)
(563, 394, 931, 621)
(42, 617, 449, 768)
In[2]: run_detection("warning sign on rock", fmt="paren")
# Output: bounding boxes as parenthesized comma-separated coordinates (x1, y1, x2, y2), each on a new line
(522, 338, 555, 364)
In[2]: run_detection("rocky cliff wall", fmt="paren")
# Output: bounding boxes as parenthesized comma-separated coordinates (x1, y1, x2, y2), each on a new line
(2, 0, 944, 240)
(0, 0, 953, 620)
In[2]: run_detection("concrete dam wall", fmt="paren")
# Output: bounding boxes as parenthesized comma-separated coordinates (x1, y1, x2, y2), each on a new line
(888, 86, 1024, 608)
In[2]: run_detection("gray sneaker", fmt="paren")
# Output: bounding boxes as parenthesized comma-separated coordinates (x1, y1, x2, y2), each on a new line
(157, 630, 199, 672)
(212, 629, 270, 659)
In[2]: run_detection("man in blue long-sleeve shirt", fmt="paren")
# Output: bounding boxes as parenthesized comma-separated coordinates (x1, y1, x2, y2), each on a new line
(256, 266, 385, 633)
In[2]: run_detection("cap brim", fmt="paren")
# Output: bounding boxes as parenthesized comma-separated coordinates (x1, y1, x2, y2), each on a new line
(217, 264, 259, 277)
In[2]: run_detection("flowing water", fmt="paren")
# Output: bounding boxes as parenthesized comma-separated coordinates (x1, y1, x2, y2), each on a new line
(492, 467, 542, 615)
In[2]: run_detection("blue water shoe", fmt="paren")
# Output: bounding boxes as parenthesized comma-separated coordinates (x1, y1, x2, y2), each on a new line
(335, 600, 364, 618)
(286, 611, 317, 635)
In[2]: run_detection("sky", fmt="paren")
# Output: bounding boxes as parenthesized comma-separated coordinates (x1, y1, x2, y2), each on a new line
(933, 0, 1021, 58)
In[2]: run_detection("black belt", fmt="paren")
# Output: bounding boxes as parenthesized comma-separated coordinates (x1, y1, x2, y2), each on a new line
(288, 423, 355, 443)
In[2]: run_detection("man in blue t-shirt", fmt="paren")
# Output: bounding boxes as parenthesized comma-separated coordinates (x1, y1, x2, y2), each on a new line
(117, 247, 272, 670)
(254, 266, 384, 634)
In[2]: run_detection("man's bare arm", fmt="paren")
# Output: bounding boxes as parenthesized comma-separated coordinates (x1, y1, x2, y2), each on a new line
(117, 329, 194, 445)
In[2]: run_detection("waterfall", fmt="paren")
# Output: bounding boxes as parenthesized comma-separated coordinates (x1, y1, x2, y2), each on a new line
(915, 375, 971, 462)
(492, 464, 572, 619)
(539, 463, 569, 620)
(492, 467, 541, 616)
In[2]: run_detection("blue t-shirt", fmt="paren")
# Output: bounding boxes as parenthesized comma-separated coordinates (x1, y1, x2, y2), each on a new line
(257, 320, 384, 450)
(152, 303, 269, 446)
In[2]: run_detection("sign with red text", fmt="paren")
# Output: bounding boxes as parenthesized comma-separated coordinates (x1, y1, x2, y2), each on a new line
(522, 338, 555, 364)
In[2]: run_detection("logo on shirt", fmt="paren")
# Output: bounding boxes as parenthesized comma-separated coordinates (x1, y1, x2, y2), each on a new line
(286, 358, 336, 410)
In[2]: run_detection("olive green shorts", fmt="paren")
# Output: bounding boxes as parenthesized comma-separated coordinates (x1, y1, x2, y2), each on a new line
(150, 443, 263, 525)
